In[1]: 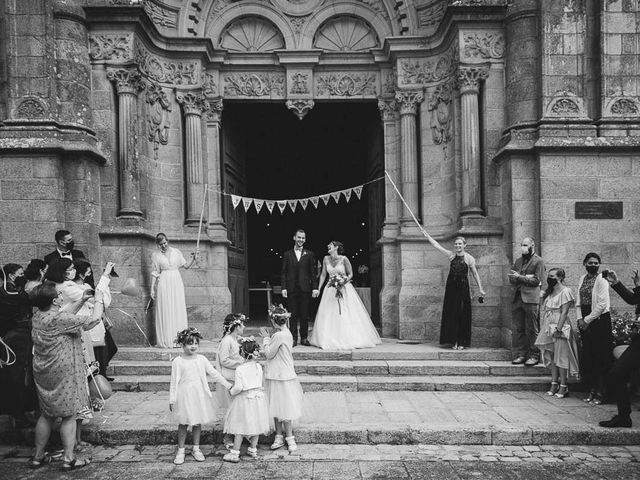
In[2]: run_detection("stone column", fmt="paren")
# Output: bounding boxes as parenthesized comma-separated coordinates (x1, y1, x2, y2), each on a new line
(394, 90, 424, 232)
(378, 99, 401, 235)
(107, 69, 144, 217)
(205, 98, 225, 234)
(176, 90, 209, 225)
(458, 65, 489, 217)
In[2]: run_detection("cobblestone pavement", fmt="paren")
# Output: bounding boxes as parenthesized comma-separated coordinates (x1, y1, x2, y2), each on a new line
(2, 444, 640, 479)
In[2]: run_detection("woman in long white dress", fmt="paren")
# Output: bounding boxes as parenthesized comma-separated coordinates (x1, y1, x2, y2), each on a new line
(150, 233, 198, 348)
(309, 241, 381, 350)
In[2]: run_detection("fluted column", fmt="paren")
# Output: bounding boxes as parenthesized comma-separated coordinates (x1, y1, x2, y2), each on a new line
(378, 98, 401, 236)
(205, 98, 225, 232)
(394, 90, 424, 231)
(107, 68, 144, 217)
(458, 65, 489, 216)
(176, 90, 209, 225)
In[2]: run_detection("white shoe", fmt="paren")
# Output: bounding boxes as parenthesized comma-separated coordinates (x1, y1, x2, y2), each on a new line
(191, 447, 205, 462)
(173, 448, 185, 465)
(271, 434, 285, 450)
(247, 447, 258, 459)
(223, 449, 240, 463)
(285, 435, 297, 452)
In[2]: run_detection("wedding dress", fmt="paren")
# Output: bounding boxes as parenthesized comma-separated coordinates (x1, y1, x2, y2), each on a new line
(309, 259, 381, 350)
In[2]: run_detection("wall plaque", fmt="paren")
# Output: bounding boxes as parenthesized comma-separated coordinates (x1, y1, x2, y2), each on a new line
(575, 202, 623, 220)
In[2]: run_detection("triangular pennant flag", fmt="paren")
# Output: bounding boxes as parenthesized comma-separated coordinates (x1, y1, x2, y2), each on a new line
(343, 189, 352, 202)
(242, 197, 253, 212)
(277, 200, 287, 214)
(331, 191, 341, 204)
(231, 195, 241, 209)
(310, 196, 320, 209)
(321, 194, 330, 206)
(254, 199, 264, 214)
(299, 198, 308, 210)
(265, 200, 275, 214)
(287, 199, 298, 212)
(353, 185, 363, 199)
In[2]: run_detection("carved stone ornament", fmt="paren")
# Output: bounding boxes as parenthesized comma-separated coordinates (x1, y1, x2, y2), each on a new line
(202, 70, 218, 97)
(463, 32, 505, 59)
(457, 65, 489, 93)
(377, 98, 398, 121)
(358, 0, 386, 14)
(14, 97, 46, 118)
(270, 0, 325, 17)
(609, 97, 640, 116)
(544, 91, 585, 118)
(205, 98, 224, 123)
(290, 72, 309, 95)
(394, 90, 424, 115)
(314, 16, 379, 52)
(383, 70, 396, 95)
(89, 34, 133, 62)
(316, 73, 377, 97)
(399, 46, 458, 86)
(286, 99, 315, 120)
(210, 0, 233, 15)
(142, 0, 178, 29)
(427, 82, 453, 145)
(175, 91, 209, 116)
(107, 69, 145, 94)
(287, 15, 310, 34)
(134, 42, 198, 86)
(417, 1, 446, 29)
(223, 73, 285, 97)
(220, 17, 285, 52)
(145, 82, 171, 156)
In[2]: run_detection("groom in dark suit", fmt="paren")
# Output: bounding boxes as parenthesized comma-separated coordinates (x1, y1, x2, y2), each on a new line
(281, 229, 319, 346)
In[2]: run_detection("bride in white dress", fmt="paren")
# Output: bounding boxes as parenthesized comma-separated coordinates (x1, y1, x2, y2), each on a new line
(309, 241, 381, 350)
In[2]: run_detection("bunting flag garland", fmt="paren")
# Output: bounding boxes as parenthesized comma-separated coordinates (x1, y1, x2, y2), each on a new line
(221, 176, 384, 215)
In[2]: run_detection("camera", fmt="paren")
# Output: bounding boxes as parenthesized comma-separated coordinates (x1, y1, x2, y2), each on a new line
(601, 269, 609, 279)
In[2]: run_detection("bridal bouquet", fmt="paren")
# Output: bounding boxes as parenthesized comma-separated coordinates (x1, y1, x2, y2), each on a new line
(327, 273, 348, 314)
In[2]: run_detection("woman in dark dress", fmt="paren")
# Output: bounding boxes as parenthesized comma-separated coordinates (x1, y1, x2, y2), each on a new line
(425, 235, 486, 350)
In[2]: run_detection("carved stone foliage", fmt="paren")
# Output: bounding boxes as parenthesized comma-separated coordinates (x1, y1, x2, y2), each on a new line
(609, 97, 640, 116)
(89, 34, 133, 62)
(14, 97, 46, 118)
(210, 0, 233, 15)
(316, 73, 377, 97)
(175, 91, 209, 116)
(463, 32, 505, 59)
(220, 17, 285, 52)
(416, 0, 446, 29)
(358, 0, 386, 14)
(142, 0, 178, 29)
(287, 15, 310, 34)
(145, 82, 171, 156)
(544, 91, 585, 117)
(205, 98, 224, 123)
(395, 90, 424, 115)
(107, 69, 145, 94)
(286, 99, 315, 120)
(313, 16, 380, 52)
(202, 71, 218, 97)
(427, 83, 453, 146)
(378, 98, 398, 121)
(399, 46, 458, 86)
(290, 72, 309, 94)
(223, 73, 285, 97)
(134, 42, 198, 86)
(457, 65, 489, 93)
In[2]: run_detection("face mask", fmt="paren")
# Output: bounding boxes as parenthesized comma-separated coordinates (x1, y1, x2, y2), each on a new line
(586, 265, 599, 275)
(521, 246, 532, 255)
(546, 278, 558, 288)
(11, 275, 26, 288)
(65, 241, 75, 250)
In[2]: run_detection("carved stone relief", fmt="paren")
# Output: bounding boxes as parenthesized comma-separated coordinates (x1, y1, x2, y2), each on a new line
(457, 65, 489, 93)
(14, 97, 47, 118)
(219, 17, 285, 52)
(270, 0, 325, 16)
(358, 0, 386, 14)
(544, 91, 585, 118)
(107, 68, 145, 94)
(290, 72, 310, 94)
(287, 15, 310, 34)
(145, 82, 171, 157)
(395, 90, 424, 115)
(175, 91, 209, 116)
(377, 98, 398, 122)
(202, 70, 218, 97)
(427, 82, 453, 146)
(142, 0, 178, 29)
(205, 98, 224, 123)
(286, 99, 315, 120)
(223, 73, 285, 97)
(608, 97, 640, 116)
(316, 73, 377, 97)
(210, 0, 234, 15)
(399, 45, 458, 86)
(89, 34, 134, 62)
(314, 16, 379, 52)
(134, 42, 198, 86)
(462, 32, 505, 60)
(417, 1, 446, 29)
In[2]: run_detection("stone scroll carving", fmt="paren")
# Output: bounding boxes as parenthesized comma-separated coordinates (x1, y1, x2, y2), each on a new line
(457, 65, 489, 93)
(608, 97, 640, 116)
(134, 42, 198, 86)
(316, 73, 377, 97)
(544, 91, 586, 118)
(427, 83, 453, 146)
(14, 97, 47, 118)
(223, 73, 285, 97)
(377, 98, 398, 122)
(202, 71, 219, 97)
(286, 99, 315, 120)
(145, 82, 171, 158)
(89, 34, 134, 62)
(417, 1, 446, 29)
(399, 46, 458, 86)
(395, 90, 424, 115)
(462, 32, 505, 60)
(142, 0, 178, 29)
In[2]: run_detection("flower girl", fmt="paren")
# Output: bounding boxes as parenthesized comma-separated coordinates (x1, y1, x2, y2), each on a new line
(222, 338, 271, 463)
(260, 304, 304, 453)
(169, 328, 231, 465)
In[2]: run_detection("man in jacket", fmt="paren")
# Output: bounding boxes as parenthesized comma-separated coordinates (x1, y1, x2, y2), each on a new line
(600, 269, 640, 428)
(508, 237, 545, 366)
(281, 229, 319, 346)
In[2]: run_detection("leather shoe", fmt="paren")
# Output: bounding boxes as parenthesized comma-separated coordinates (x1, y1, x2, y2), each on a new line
(511, 356, 526, 365)
(599, 415, 632, 428)
(301, 338, 311, 346)
(524, 357, 539, 366)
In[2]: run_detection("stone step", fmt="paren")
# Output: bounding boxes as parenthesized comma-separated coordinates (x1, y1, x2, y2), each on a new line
(107, 359, 548, 377)
(110, 374, 552, 392)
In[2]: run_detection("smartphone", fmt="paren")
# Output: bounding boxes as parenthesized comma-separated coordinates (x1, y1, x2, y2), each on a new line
(601, 269, 609, 279)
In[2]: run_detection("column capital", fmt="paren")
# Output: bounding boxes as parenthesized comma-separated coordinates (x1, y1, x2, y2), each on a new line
(378, 98, 399, 122)
(205, 98, 224, 123)
(176, 90, 209, 116)
(394, 90, 424, 116)
(457, 64, 489, 94)
(107, 68, 144, 95)
(286, 99, 315, 120)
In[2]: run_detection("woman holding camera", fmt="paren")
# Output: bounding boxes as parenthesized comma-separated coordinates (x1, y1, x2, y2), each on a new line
(576, 252, 613, 405)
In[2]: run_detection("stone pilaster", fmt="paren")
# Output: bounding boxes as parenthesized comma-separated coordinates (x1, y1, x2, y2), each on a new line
(176, 90, 209, 225)
(394, 90, 424, 233)
(205, 98, 225, 235)
(458, 65, 489, 217)
(107, 68, 145, 218)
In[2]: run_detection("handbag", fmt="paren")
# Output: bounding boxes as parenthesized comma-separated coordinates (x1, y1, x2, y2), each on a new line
(547, 322, 571, 339)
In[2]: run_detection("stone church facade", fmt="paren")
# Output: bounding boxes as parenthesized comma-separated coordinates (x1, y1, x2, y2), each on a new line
(1, 0, 639, 346)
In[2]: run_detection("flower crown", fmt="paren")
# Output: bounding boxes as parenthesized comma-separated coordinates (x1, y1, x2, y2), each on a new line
(176, 327, 203, 345)
(238, 336, 261, 360)
(223, 313, 247, 335)
(268, 303, 291, 321)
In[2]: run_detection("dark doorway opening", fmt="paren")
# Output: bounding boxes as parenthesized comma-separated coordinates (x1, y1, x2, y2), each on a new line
(222, 101, 384, 325)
